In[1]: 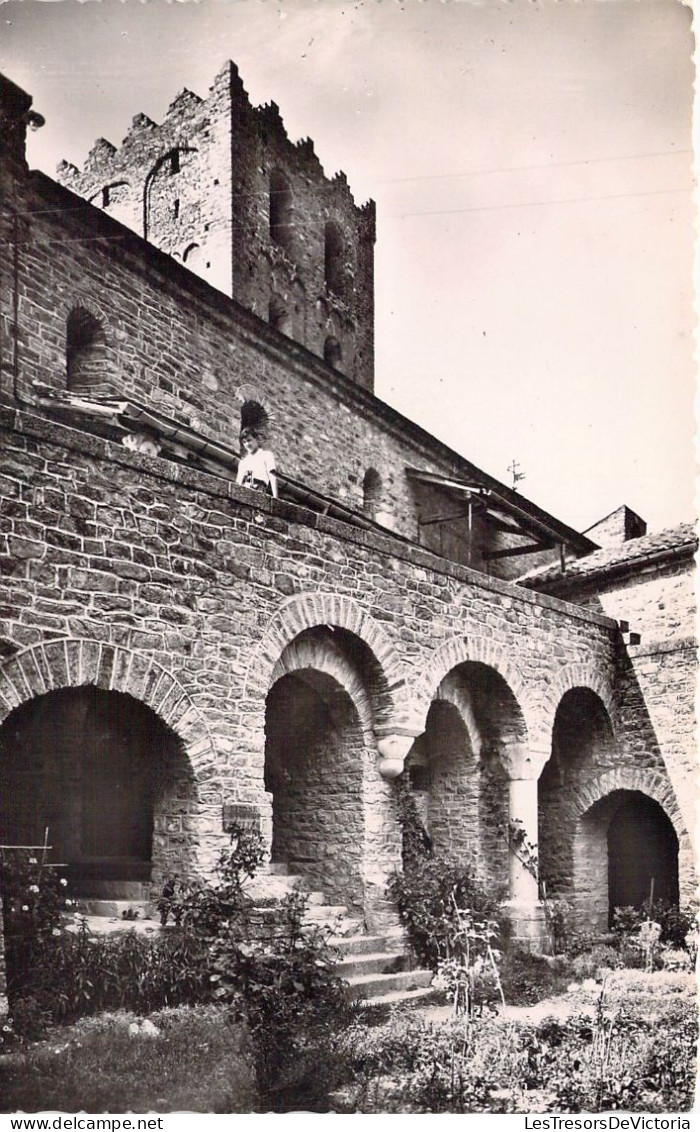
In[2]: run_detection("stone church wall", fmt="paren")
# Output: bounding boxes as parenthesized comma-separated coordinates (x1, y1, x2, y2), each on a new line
(0, 406, 625, 906)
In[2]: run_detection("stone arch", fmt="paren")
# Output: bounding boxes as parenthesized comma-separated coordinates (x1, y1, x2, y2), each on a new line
(413, 635, 535, 744)
(66, 305, 107, 392)
(269, 294, 292, 336)
(61, 293, 109, 325)
(569, 769, 688, 928)
(143, 145, 198, 240)
(538, 663, 616, 755)
(244, 593, 415, 733)
(434, 671, 482, 757)
(0, 638, 217, 783)
(571, 767, 685, 841)
(270, 634, 374, 737)
(0, 639, 228, 889)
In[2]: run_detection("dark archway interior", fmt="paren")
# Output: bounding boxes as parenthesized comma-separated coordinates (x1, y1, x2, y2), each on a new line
(0, 686, 180, 889)
(607, 790, 679, 919)
(539, 687, 617, 898)
(265, 669, 364, 913)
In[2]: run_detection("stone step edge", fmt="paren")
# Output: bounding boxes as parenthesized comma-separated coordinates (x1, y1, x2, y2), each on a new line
(344, 968, 432, 988)
(328, 932, 405, 954)
(355, 985, 439, 1009)
(336, 952, 408, 976)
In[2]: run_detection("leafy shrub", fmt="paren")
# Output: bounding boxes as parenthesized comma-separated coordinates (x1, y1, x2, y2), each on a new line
(388, 854, 504, 971)
(156, 829, 356, 1104)
(570, 945, 623, 980)
(499, 948, 571, 1005)
(1, 850, 75, 1007)
(207, 890, 354, 1102)
(660, 947, 692, 972)
(565, 929, 618, 958)
(542, 896, 573, 954)
(337, 1015, 501, 1113)
(9, 921, 211, 1034)
(613, 902, 697, 950)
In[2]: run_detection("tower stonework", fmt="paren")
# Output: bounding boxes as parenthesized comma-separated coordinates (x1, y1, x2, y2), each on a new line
(57, 62, 376, 391)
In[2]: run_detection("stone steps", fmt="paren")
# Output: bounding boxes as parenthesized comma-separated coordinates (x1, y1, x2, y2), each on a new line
(73, 861, 436, 1013)
(335, 950, 407, 978)
(329, 931, 404, 956)
(343, 967, 434, 1001)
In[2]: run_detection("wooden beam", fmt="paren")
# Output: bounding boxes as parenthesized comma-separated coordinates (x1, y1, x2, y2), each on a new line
(483, 542, 550, 561)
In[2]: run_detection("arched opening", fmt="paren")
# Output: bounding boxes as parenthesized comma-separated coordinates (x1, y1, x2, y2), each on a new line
(608, 791, 679, 917)
(183, 242, 204, 269)
(144, 146, 196, 243)
(66, 306, 108, 394)
(324, 221, 346, 296)
(362, 467, 382, 517)
(269, 170, 293, 254)
(269, 295, 292, 336)
(324, 336, 342, 369)
(410, 663, 524, 890)
(265, 669, 365, 915)
(0, 687, 193, 896)
(539, 687, 617, 904)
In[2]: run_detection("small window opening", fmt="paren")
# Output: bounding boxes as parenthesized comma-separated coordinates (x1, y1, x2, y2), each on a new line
(66, 307, 107, 393)
(173, 198, 180, 219)
(324, 221, 345, 296)
(183, 243, 202, 268)
(324, 336, 342, 369)
(362, 467, 382, 518)
(269, 170, 293, 254)
(269, 296, 292, 336)
(170, 150, 180, 174)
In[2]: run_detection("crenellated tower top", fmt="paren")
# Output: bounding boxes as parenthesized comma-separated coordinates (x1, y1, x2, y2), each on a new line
(56, 60, 375, 391)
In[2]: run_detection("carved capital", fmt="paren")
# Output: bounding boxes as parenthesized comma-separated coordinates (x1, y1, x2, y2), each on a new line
(376, 732, 415, 779)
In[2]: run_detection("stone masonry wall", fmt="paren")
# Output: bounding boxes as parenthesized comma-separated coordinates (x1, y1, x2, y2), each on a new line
(568, 564, 696, 867)
(266, 672, 365, 914)
(0, 409, 626, 910)
(1, 159, 570, 581)
(56, 63, 375, 390)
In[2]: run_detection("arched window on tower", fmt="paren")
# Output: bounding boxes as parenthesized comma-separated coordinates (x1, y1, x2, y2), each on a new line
(269, 296, 292, 337)
(362, 467, 382, 519)
(270, 170, 293, 255)
(324, 336, 342, 369)
(183, 243, 205, 272)
(66, 307, 108, 394)
(324, 221, 346, 296)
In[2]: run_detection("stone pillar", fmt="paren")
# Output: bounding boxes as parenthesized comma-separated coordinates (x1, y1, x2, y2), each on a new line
(361, 730, 420, 933)
(506, 772, 547, 950)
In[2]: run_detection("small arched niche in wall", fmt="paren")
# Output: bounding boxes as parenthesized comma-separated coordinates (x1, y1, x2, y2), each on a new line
(324, 221, 346, 297)
(324, 336, 342, 369)
(66, 306, 109, 394)
(362, 467, 382, 519)
(269, 170, 294, 255)
(269, 295, 292, 337)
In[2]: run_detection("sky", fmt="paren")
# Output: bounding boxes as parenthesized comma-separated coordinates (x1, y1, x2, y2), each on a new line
(0, 0, 695, 534)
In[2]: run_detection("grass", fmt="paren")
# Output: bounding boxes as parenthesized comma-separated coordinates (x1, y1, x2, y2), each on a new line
(2, 970, 695, 1114)
(1, 1006, 257, 1113)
